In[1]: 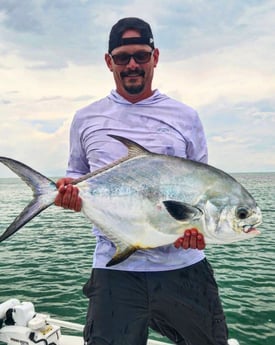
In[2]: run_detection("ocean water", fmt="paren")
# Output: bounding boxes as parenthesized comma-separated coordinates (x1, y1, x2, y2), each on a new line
(0, 173, 274, 345)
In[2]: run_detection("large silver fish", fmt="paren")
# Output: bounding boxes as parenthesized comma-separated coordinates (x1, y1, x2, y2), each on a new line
(0, 135, 262, 266)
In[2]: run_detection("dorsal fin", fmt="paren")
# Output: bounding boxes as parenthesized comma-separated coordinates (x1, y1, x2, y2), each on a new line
(72, 135, 151, 185)
(108, 134, 151, 158)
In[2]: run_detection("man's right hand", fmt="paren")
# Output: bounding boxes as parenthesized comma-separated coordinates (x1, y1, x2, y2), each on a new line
(174, 228, 206, 250)
(54, 177, 82, 212)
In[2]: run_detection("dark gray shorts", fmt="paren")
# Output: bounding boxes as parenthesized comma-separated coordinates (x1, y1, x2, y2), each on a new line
(83, 259, 228, 345)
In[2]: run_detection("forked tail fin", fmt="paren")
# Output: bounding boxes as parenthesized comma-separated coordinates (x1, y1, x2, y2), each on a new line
(0, 157, 57, 242)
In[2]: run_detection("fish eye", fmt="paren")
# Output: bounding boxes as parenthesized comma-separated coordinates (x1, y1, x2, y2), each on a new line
(236, 207, 250, 219)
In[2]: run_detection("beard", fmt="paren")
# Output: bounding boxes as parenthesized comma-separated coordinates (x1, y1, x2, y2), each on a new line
(124, 83, 145, 94)
(120, 68, 145, 94)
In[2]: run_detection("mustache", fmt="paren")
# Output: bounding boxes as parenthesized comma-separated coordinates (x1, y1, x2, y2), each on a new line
(120, 68, 145, 78)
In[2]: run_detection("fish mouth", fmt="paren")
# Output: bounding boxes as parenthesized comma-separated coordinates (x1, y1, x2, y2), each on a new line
(242, 225, 261, 235)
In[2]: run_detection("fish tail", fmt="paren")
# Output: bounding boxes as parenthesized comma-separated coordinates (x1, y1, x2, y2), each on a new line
(0, 157, 57, 242)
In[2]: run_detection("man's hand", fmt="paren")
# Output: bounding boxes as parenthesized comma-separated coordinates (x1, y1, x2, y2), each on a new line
(174, 228, 206, 250)
(54, 177, 82, 212)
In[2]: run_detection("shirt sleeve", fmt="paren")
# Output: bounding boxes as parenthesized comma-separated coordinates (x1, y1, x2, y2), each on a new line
(186, 111, 208, 164)
(66, 113, 90, 178)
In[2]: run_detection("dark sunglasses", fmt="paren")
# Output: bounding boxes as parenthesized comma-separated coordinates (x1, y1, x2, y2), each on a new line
(110, 50, 154, 65)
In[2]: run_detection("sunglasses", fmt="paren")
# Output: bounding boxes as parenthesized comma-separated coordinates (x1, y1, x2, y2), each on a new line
(110, 50, 154, 65)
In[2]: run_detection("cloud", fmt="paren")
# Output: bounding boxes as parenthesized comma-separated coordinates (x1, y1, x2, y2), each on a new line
(200, 99, 275, 172)
(0, 0, 274, 176)
(0, 0, 107, 67)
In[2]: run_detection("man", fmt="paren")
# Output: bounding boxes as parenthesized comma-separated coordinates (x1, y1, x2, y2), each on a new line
(55, 17, 229, 345)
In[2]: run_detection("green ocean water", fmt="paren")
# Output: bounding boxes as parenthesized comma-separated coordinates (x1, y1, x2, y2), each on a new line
(0, 173, 274, 345)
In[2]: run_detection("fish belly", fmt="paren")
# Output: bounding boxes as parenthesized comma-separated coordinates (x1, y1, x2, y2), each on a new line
(80, 192, 185, 248)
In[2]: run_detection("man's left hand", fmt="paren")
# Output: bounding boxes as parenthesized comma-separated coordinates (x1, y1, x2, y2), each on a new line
(174, 228, 206, 250)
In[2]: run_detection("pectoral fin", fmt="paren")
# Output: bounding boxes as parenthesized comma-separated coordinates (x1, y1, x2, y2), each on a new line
(106, 246, 138, 267)
(163, 200, 202, 221)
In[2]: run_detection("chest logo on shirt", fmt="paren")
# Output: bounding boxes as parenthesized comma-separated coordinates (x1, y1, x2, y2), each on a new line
(157, 127, 170, 133)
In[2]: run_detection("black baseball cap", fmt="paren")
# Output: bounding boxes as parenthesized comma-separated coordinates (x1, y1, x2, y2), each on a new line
(108, 17, 155, 53)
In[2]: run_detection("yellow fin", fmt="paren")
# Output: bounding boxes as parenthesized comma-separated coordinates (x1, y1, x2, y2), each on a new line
(106, 246, 138, 267)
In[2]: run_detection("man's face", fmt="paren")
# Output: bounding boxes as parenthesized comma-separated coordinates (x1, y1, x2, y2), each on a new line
(105, 29, 159, 100)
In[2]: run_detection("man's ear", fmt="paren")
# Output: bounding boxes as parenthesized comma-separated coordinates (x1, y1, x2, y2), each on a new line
(105, 53, 113, 71)
(153, 48, 159, 68)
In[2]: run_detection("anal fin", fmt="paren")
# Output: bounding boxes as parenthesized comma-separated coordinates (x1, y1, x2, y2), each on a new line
(106, 246, 137, 267)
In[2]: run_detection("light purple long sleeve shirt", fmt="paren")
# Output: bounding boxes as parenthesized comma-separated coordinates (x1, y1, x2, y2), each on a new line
(66, 89, 207, 271)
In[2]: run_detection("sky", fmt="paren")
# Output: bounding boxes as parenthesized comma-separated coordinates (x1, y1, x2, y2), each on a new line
(0, 0, 274, 178)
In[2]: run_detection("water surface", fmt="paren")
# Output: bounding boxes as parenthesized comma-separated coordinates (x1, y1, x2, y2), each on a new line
(0, 173, 274, 344)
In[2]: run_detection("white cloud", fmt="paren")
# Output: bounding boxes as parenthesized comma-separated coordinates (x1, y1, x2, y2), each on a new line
(0, 0, 274, 176)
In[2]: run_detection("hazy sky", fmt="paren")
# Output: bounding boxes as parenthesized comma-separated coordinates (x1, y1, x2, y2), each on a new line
(0, 0, 274, 178)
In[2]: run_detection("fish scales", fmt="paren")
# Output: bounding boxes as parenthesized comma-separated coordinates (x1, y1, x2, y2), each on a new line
(0, 135, 262, 266)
